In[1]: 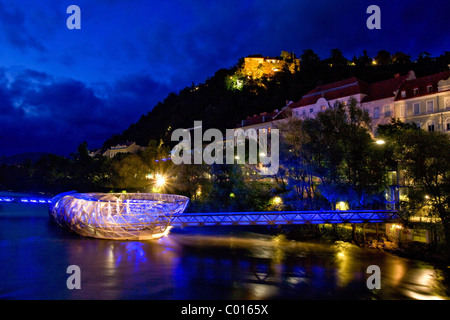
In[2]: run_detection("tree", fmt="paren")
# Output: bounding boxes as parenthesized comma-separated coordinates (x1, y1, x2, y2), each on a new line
(327, 49, 348, 67)
(392, 52, 411, 64)
(355, 50, 372, 67)
(309, 98, 388, 209)
(300, 49, 321, 69)
(110, 153, 149, 190)
(277, 116, 323, 209)
(390, 128, 450, 250)
(374, 50, 392, 65)
(278, 98, 389, 210)
(417, 51, 433, 64)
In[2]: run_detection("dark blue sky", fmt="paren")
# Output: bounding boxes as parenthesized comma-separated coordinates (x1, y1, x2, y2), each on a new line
(0, 0, 449, 156)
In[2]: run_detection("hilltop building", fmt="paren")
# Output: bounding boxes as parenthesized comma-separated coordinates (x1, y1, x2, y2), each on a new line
(241, 51, 300, 79)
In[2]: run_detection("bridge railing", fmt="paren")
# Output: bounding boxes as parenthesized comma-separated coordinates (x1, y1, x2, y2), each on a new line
(170, 210, 399, 227)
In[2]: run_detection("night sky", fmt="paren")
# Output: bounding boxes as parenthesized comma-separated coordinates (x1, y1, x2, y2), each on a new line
(0, 0, 449, 157)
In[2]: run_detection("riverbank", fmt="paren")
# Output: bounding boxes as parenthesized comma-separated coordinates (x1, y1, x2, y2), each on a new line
(270, 223, 450, 267)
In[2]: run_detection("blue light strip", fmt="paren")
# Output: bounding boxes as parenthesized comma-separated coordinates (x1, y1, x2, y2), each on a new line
(0, 196, 52, 204)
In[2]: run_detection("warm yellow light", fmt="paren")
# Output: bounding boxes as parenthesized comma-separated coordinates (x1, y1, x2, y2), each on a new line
(375, 139, 385, 145)
(336, 201, 349, 211)
(372, 59, 377, 65)
(155, 174, 166, 188)
(272, 196, 282, 205)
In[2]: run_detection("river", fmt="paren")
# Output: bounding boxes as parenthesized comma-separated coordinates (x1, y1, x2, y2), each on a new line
(0, 202, 449, 300)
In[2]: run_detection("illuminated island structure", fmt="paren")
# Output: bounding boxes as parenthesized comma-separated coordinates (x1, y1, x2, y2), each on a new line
(49, 192, 189, 240)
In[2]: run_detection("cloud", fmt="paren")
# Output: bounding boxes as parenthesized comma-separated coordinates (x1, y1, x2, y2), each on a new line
(0, 67, 170, 156)
(0, 0, 46, 52)
(0, 0, 449, 158)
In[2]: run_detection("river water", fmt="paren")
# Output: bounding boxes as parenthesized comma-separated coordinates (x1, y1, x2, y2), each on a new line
(0, 202, 449, 300)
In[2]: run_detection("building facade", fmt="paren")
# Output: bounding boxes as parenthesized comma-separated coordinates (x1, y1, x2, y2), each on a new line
(243, 69, 450, 136)
(289, 77, 369, 119)
(361, 71, 416, 131)
(393, 71, 450, 133)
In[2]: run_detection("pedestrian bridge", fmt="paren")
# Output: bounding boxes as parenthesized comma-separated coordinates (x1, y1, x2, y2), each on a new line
(171, 210, 399, 227)
(0, 195, 399, 227)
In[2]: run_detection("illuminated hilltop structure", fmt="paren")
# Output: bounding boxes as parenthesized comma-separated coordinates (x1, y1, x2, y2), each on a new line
(241, 51, 300, 79)
(227, 51, 300, 90)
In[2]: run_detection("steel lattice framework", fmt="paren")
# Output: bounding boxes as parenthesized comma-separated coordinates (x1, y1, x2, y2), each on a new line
(49, 192, 189, 240)
(170, 210, 399, 227)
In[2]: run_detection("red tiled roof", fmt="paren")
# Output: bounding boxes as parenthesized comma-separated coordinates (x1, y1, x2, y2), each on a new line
(362, 73, 410, 102)
(237, 111, 277, 127)
(395, 71, 450, 101)
(291, 77, 368, 108)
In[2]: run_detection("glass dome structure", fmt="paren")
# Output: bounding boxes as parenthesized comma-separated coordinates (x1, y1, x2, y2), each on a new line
(49, 192, 189, 240)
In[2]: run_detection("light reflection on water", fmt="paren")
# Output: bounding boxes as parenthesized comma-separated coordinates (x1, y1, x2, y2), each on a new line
(0, 203, 449, 300)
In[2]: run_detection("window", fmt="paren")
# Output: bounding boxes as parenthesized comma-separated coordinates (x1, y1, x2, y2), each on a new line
(447, 120, 450, 131)
(413, 102, 420, 115)
(427, 121, 435, 132)
(400, 104, 406, 117)
(309, 108, 314, 113)
(426, 100, 434, 113)
(321, 105, 327, 111)
(384, 105, 391, 117)
(401, 91, 406, 98)
(416, 122, 421, 129)
(373, 107, 380, 119)
(445, 97, 450, 110)
(427, 85, 432, 93)
(413, 88, 419, 95)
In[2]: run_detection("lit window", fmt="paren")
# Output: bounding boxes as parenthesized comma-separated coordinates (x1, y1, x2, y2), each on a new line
(321, 105, 327, 111)
(426, 100, 434, 113)
(401, 91, 406, 98)
(413, 102, 420, 115)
